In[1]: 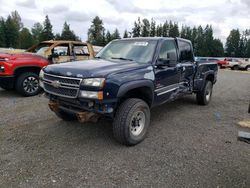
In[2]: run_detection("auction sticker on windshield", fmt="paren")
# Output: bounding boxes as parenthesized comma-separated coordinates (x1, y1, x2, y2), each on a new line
(133, 42, 148, 46)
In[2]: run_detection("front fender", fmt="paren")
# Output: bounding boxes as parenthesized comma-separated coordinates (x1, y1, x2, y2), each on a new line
(117, 80, 155, 105)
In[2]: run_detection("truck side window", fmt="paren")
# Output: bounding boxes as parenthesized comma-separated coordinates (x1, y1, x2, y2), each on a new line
(73, 45, 90, 56)
(159, 40, 177, 63)
(53, 44, 70, 56)
(179, 41, 194, 62)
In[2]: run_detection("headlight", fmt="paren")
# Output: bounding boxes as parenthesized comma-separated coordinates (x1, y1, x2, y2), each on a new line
(79, 91, 103, 100)
(0, 65, 4, 72)
(0, 58, 9, 61)
(81, 78, 105, 87)
(39, 69, 44, 88)
(39, 69, 44, 79)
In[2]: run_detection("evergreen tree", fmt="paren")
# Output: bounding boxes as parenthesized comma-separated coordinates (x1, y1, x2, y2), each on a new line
(106, 30, 112, 43)
(226, 29, 240, 57)
(54, 33, 61, 40)
(60, 22, 79, 40)
(150, 18, 156, 37)
(19, 27, 34, 49)
(162, 21, 169, 37)
(141, 18, 150, 37)
(11, 10, 23, 31)
(195, 25, 205, 56)
(87, 16, 105, 46)
(5, 15, 19, 48)
(112, 28, 121, 39)
(169, 22, 179, 37)
(246, 39, 250, 57)
(123, 30, 128, 38)
(132, 17, 141, 37)
(156, 24, 163, 37)
(31, 22, 43, 44)
(40, 15, 54, 41)
(203, 25, 214, 56)
(0, 18, 6, 47)
(211, 39, 224, 57)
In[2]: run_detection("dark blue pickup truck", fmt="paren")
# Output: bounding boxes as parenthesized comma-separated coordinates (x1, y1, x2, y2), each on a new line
(39, 37, 218, 145)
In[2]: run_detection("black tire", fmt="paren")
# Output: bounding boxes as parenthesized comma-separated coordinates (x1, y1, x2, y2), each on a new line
(196, 80, 213, 105)
(231, 65, 239, 70)
(54, 109, 77, 121)
(15, 72, 41, 96)
(245, 65, 250, 71)
(113, 98, 150, 146)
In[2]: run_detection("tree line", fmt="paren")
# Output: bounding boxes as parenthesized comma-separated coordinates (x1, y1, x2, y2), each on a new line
(1, 11, 250, 58)
(0, 11, 79, 49)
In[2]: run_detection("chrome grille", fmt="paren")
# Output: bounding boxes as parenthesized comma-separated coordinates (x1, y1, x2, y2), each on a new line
(43, 73, 82, 98)
(44, 73, 81, 86)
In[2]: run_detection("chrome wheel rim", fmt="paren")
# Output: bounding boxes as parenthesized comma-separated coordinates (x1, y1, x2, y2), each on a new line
(205, 87, 211, 101)
(23, 76, 39, 94)
(130, 111, 145, 136)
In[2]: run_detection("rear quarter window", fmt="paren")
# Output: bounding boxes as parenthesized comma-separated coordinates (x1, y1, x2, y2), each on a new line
(178, 41, 194, 62)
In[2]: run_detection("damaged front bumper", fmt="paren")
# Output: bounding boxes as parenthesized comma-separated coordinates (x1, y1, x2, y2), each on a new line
(46, 93, 117, 122)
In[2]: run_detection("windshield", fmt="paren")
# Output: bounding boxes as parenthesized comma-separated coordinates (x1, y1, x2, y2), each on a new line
(30, 43, 52, 54)
(96, 40, 157, 64)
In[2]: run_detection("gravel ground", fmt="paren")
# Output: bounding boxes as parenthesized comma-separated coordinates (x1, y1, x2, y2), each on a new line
(0, 70, 250, 187)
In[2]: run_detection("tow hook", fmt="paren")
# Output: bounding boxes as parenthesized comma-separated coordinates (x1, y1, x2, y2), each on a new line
(76, 112, 100, 123)
(48, 101, 59, 112)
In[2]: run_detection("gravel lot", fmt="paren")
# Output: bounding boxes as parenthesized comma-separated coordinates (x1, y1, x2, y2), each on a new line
(0, 70, 250, 187)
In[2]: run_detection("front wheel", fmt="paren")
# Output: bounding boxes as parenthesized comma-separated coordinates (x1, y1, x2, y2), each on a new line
(15, 72, 41, 96)
(196, 80, 213, 105)
(113, 98, 150, 146)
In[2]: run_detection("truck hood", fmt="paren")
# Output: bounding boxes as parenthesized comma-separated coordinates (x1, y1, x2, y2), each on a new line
(44, 59, 148, 78)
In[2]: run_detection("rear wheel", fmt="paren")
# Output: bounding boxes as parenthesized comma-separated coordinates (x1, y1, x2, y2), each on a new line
(15, 72, 41, 96)
(113, 98, 150, 146)
(231, 65, 239, 70)
(196, 80, 213, 105)
(245, 65, 250, 71)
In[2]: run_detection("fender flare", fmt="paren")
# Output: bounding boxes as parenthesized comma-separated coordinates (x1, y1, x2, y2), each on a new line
(117, 80, 155, 105)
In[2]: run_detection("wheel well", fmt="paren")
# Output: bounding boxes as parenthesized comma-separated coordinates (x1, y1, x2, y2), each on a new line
(206, 74, 214, 83)
(14, 66, 41, 78)
(119, 87, 153, 107)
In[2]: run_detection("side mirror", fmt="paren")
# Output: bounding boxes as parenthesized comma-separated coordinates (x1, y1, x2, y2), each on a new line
(156, 58, 170, 66)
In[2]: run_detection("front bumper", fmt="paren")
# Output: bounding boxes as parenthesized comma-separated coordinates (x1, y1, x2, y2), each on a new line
(46, 93, 117, 117)
(0, 76, 15, 89)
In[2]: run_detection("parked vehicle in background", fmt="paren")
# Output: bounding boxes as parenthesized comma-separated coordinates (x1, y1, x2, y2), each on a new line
(239, 58, 250, 70)
(226, 58, 241, 70)
(217, 58, 229, 68)
(40, 37, 218, 145)
(27, 40, 95, 64)
(0, 40, 95, 96)
(196, 57, 219, 63)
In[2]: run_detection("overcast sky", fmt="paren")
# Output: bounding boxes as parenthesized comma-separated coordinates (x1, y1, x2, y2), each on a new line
(0, 0, 250, 43)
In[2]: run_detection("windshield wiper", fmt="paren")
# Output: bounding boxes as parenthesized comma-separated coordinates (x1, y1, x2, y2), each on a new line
(111, 57, 134, 61)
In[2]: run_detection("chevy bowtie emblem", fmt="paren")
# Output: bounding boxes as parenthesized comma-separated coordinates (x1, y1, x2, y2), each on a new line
(51, 80, 61, 88)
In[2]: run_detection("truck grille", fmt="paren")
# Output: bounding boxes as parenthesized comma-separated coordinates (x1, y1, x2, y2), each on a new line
(43, 73, 82, 98)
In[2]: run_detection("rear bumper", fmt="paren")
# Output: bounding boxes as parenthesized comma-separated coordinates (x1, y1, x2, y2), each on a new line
(0, 76, 15, 89)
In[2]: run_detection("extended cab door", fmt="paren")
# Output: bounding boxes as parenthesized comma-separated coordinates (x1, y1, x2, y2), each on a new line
(154, 39, 181, 104)
(177, 39, 196, 92)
